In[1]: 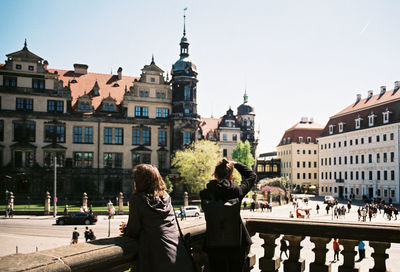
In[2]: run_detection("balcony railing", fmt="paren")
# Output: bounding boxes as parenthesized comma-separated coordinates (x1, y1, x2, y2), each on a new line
(0, 218, 399, 271)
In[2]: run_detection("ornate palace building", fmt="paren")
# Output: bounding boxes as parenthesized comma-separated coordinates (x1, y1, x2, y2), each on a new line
(277, 117, 324, 192)
(318, 85, 400, 203)
(0, 20, 200, 200)
(199, 91, 258, 159)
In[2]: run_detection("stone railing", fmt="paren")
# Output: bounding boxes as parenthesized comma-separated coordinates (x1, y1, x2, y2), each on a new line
(246, 218, 400, 272)
(0, 218, 399, 271)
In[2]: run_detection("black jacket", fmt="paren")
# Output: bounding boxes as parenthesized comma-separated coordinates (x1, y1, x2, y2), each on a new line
(200, 162, 257, 248)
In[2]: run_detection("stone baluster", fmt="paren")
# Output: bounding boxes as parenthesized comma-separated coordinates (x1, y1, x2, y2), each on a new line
(310, 237, 330, 272)
(338, 239, 358, 272)
(283, 235, 305, 272)
(369, 241, 390, 272)
(44, 191, 51, 215)
(118, 192, 124, 215)
(259, 233, 280, 272)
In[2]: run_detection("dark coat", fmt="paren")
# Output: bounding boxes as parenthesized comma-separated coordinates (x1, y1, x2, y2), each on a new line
(126, 192, 194, 272)
(199, 162, 257, 249)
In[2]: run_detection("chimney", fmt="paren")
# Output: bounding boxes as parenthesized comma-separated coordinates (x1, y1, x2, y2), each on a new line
(43, 60, 48, 70)
(309, 117, 314, 123)
(356, 94, 361, 102)
(117, 67, 123, 80)
(73, 63, 88, 75)
(300, 117, 308, 123)
(395, 81, 400, 91)
(380, 86, 386, 95)
(367, 90, 373, 99)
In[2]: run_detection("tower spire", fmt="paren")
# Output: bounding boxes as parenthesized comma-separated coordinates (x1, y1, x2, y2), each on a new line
(151, 54, 155, 64)
(183, 8, 187, 36)
(23, 38, 27, 49)
(243, 89, 248, 104)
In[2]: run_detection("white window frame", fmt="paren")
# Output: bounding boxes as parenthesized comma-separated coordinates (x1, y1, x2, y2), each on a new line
(329, 125, 334, 135)
(382, 110, 391, 124)
(355, 118, 361, 129)
(368, 114, 374, 127)
(306, 137, 311, 144)
(298, 136, 303, 143)
(338, 122, 344, 133)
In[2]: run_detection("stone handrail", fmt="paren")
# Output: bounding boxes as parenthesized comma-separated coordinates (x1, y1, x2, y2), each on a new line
(1, 218, 399, 271)
(246, 218, 400, 272)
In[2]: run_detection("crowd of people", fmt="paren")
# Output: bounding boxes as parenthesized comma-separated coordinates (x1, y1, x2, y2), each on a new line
(357, 203, 398, 222)
(71, 226, 96, 244)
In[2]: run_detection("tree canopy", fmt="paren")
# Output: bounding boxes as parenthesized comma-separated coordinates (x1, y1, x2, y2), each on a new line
(172, 140, 221, 194)
(232, 140, 255, 168)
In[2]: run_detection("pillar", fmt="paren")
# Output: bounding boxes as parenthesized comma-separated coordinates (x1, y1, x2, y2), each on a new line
(44, 192, 51, 215)
(118, 192, 124, 215)
(184, 192, 188, 207)
(82, 192, 88, 208)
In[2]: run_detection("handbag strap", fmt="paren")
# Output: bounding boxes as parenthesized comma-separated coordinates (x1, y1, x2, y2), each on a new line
(174, 207, 197, 271)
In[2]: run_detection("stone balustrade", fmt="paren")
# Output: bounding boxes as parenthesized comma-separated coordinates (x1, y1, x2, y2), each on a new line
(0, 218, 398, 272)
(246, 218, 400, 272)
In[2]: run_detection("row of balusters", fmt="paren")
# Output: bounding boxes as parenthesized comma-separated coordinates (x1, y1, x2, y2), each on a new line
(258, 234, 391, 272)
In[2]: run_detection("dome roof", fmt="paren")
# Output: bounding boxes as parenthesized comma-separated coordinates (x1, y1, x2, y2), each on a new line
(237, 103, 255, 115)
(172, 56, 197, 74)
(180, 35, 189, 44)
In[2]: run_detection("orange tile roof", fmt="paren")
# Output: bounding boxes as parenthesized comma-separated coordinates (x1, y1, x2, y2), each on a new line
(200, 117, 220, 138)
(333, 88, 400, 117)
(48, 68, 138, 109)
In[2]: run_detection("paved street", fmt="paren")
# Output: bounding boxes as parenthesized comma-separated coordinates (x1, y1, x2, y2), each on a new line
(0, 197, 399, 272)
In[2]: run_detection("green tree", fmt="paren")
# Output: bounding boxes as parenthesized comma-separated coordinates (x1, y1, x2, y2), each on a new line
(232, 140, 255, 168)
(164, 176, 173, 193)
(172, 140, 221, 194)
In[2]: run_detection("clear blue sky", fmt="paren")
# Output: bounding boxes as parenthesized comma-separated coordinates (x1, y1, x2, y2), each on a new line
(1, 0, 399, 153)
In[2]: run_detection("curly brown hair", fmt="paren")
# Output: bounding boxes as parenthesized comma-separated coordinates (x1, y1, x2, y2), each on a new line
(214, 158, 235, 181)
(133, 164, 166, 197)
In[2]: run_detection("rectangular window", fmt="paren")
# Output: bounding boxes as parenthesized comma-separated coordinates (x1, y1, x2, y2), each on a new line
(376, 153, 380, 163)
(74, 126, 82, 143)
(44, 125, 65, 143)
(184, 85, 190, 101)
(84, 127, 93, 143)
(314, 161, 317, 167)
(223, 149, 227, 157)
(391, 170, 395, 180)
(339, 156, 342, 165)
(361, 155, 364, 164)
(391, 152, 394, 162)
(142, 128, 150, 145)
(361, 171, 365, 180)
(16, 98, 33, 111)
(377, 170, 381, 180)
(4, 76, 17, 87)
(73, 152, 93, 168)
(297, 173, 300, 179)
(233, 134, 237, 141)
(369, 171, 373, 180)
(162, 108, 169, 117)
(223, 134, 227, 141)
(158, 130, 167, 146)
(104, 128, 113, 144)
(355, 155, 359, 164)
(132, 129, 140, 145)
(115, 128, 123, 144)
(104, 153, 123, 168)
(16, 64, 22, 70)
(47, 100, 64, 113)
(132, 152, 151, 167)
(384, 170, 387, 180)
(28, 65, 34, 71)
(376, 135, 380, 142)
(183, 131, 191, 145)
(156, 108, 162, 118)
(383, 153, 387, 163)
(361, 138, 364, 144)
(383, 134, 387, 141)
(369, 154, 372, 163)
(135, 106, 149, 117)
(344, 156, 347, 164)
(390, 133, 394, 140)
(297, 161, 300, 168)
(14, 123, 35, 142)
(32, 79, 45, 89)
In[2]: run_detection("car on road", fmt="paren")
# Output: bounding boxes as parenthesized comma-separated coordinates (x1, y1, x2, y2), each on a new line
(175, 206, 201, 217)
(323, 195, 335, 204)
(56, 212, 97, 225)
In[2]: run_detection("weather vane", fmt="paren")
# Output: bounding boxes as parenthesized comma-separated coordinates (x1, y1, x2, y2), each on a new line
(183, 8, 187, 36)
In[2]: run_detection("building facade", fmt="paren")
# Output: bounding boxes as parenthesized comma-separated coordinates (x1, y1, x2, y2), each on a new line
(276, 118, 323, 191)
(255, 152, 281, 180)
(199, 92, 257, 159)
(0, 23, 199, 200)
(318, 85, 400, 203)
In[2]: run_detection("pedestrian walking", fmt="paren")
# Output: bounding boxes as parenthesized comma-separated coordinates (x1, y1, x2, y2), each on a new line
(280, 238, 289, 260)
(88, 204, 93, 215)
(333, 238, 340, 262)
(326, 204, 330, 215)
(88, 229, 96, 240)
(368, 208, 373, 222)
(243, 201, 247, 210)
(181, 208, 186, 221)
(357, 207, 361, 221)
(347, 200, 351, 213)
(84, 227, 90, 242)
(356, 241, 365, 262)
(316, 204, 320, 214)
(126, 164, 195, 272)
(72, 227, 79, 244)
(200, 158, 257, 272)
(394, 208, 398, 220)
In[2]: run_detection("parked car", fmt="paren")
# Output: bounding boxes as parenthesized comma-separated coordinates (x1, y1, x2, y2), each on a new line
(56, 212, 97, 225)
(175, 206, 201, 217)
(323, 195, 335, 204)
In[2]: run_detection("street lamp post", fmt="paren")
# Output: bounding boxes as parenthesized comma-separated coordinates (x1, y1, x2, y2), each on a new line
(53, 156, 57, 217)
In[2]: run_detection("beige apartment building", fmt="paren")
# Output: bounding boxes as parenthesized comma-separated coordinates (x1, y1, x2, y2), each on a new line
(277, 118, 324, 192)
